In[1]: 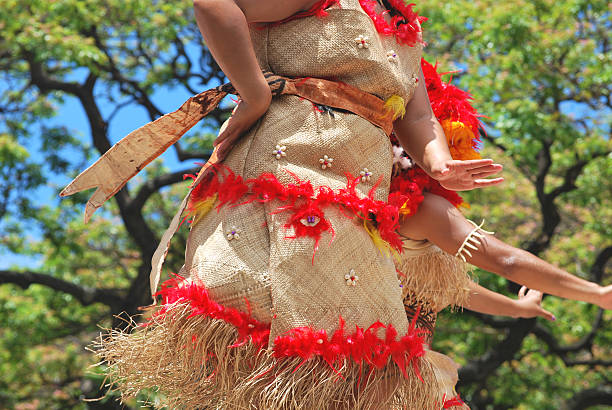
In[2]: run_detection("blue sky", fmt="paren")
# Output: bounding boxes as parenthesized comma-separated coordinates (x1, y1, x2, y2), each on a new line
(0, 70, 228, 270)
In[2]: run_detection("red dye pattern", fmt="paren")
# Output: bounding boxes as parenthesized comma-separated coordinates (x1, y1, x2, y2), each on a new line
(154, 276, 429, 379)
(260, 0, 341, 28)
(421, 58, 486, 141)
(187, 167, 414, 254)
(358, 0, 427, 47)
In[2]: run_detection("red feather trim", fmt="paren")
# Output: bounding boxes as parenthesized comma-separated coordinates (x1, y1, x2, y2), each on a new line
(152, 277, 429, 379)
(273, 316, 428, 378)
(421, 58, 485, 138)
(390, 167, 464, 211)
(152, 274, 271, 350)
(358, 0, 427, 47)
(443, 394, 467, 408)
(187, 167, 405, 254)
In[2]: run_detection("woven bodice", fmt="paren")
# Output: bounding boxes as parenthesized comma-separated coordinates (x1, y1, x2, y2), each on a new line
(250, 0, 423, 102)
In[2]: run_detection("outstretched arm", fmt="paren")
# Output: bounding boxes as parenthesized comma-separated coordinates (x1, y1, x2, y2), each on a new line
(393, 69, 503, 191)
(400, 193, 611, 309)
(465, 282, 555, 321)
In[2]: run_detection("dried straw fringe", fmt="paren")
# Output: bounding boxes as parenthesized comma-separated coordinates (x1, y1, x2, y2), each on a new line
(397, 242, 473, 312)
(94, 303, 449, 410)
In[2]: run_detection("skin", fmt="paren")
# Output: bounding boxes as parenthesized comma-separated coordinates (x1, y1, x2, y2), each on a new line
(397, 193, 612, 310)
(193, 0, 318, 160)
(393, 69, 504, 191)
(193, 1, 611, 310)
(466, 282, 555, 321)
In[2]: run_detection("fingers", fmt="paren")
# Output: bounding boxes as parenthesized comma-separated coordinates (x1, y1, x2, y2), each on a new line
(471, 169, 504, 179)
(448, 159, 494, 168)
(518, 286, 527, 299)
(539, 308, 556, 322)
(473, 177, 505, 188)
(527, 289, 544, 301)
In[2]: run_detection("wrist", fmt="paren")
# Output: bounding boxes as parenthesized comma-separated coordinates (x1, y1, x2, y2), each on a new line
(240, 76, 272, 112)
(427, 159, 451, 179)
(589, 284, 604, 307)
(510, 299, 523, 318)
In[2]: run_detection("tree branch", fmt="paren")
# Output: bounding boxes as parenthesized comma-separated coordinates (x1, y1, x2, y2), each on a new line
(532, 308, 604, 354)
(128, 166, 201, 212)
(0, 270, 123, 309)
(565, 385, 612, 410)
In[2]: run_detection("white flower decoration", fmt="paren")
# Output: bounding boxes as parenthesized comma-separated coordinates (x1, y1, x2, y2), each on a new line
(319, 155, 334, 169)
(392, 145, 413, 170)
(345, 269, 359, 286)
(360, 168, 372, 182)
(226, 226, 241, 241)
(354, 35, 370, 49)
(387, 50, 398, 62)
(273, 145, 287, 160)
(408, 74, 418, 87)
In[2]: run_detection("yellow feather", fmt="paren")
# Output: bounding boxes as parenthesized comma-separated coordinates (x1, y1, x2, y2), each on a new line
(383, 95, 406, 120)
(363, 219, 401, 263)
(189, 194, 218, 225)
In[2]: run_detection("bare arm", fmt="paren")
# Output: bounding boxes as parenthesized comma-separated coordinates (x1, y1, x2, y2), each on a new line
(393, 69, 451, 175)
(400, 193, 611, 308)
(393, 69, 503, 190)
(465, 282, 555, 321)
(192, 0, 317, 160)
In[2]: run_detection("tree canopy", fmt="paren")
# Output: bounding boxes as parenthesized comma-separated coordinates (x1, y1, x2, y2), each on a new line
(0, 0, 610, 408)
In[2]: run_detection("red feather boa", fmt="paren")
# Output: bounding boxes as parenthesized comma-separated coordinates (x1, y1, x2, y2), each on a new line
(358, 0, 427, 47)
(152, 276, 429, 379)
(187, 167, 424, 255)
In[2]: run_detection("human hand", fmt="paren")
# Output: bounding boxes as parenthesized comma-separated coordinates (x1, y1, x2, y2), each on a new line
(192, 94, 271, 185)
(213, 94, 271, 160)
(597, 284, 612, 310)
(432, 159, 504, 191)
(515, 286, 555, 321)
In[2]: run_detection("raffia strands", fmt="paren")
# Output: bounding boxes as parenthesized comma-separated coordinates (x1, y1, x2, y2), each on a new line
(397, 242, 472, 312)
(95, 302, 452, 410)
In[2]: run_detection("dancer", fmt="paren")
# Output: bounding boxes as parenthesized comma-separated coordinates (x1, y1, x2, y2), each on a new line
(60, 1, 611, 408)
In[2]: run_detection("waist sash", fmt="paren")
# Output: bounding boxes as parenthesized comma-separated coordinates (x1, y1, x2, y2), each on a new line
(60, 71, 396, 297)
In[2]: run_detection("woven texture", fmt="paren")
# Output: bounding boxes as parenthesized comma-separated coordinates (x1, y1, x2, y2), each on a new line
(258, 0, 423, 101)
(96, 0, 471, 407)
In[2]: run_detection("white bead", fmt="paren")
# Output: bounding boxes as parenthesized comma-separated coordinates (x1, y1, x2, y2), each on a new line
(273, 144, 287, 160)
(316, 339, 324, 344)
(319, 155, 334, 170)
(344, 269, 359, 286)
(248, 324, 255, 329)
(354, 35, 370, 49)
(227, 226, 241, 241)
(360, 168, 372, 182)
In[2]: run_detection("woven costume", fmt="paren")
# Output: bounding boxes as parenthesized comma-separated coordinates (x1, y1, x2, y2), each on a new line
(62, 1, 487, 408)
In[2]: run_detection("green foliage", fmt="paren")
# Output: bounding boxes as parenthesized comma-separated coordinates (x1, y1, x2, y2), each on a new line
(0, 0, 610, 409)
